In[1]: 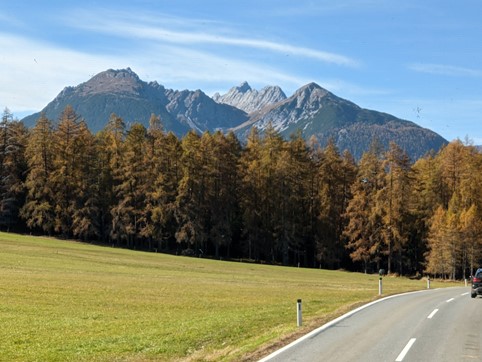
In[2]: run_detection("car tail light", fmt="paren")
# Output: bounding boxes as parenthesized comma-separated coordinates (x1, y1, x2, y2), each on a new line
(473, 277, 481, 283)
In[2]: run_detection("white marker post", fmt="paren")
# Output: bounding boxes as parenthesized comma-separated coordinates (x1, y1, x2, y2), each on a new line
(297, 299, 302, 327)
(427, 276, 430, 289)
(378, 269, 384, 296)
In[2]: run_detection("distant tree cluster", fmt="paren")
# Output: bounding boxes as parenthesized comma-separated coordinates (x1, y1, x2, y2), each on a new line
(1, 106, 482, 278)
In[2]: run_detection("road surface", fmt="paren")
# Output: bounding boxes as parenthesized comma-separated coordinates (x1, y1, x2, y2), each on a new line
(260, 287, 481, 362)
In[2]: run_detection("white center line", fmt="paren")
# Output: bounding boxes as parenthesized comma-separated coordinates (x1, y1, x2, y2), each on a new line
(461, 292, 469, 296)
(446, 298, 455, 303)
(427, 309, 439, 319)
(396, 338, 416, 361)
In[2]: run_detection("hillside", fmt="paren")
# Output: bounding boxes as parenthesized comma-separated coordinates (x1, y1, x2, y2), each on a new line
(0, 232, 448, 361)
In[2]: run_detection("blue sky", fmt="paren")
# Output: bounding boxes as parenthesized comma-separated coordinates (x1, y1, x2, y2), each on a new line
(1, 0, 481, 143)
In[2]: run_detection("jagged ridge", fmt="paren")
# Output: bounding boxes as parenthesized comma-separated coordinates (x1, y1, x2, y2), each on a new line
(21, 68, 448, 160)
(212, 81, 286, 113)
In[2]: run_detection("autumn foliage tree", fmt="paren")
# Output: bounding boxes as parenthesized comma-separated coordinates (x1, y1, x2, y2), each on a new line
(5, 105, 482, 277)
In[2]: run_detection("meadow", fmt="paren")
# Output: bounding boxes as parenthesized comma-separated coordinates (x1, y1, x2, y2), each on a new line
(0, 232, 459, 361)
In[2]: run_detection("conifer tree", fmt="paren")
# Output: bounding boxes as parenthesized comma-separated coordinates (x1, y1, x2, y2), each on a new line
(71, 121, 100, 240)
(425, 206, 451, 278)
(175, 131, 206, 253)
(259, 124, 285, 262)
(148, 129, 182, 251)
(378, 142, 413, 275)
(206, 131, 241, 258)
(99, 113, 127, 244)
(317, 139, 355, 268)
(344, 141, 385, 272)
(460, 204, 482, 276)
(21, 114, 55, 234)
(239, 127, 263, 260)
(284, 131, 313, 266)
(50, 105, 82, 236)
(0, 109, 28, 230)
(111, 122, 148, 249)
(141, 114, 164, 249)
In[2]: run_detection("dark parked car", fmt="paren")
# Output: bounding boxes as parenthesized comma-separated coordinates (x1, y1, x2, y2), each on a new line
(471, 269, 482, 298)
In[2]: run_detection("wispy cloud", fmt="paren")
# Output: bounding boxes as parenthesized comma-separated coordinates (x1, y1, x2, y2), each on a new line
(0, 31, 311, 113)
(1, 6, 360, 115)
(135, 44, 312, 91)
(66, 8, 359, 67)
(0, 33, 121, 112)
(409, 63, 482, 77)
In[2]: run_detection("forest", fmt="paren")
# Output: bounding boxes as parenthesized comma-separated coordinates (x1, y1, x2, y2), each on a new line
(1, 106, 481, 279)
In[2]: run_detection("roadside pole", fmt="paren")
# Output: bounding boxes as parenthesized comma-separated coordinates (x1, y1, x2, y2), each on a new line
(378, 269, 384, 296)
(297, 299, 302, 327)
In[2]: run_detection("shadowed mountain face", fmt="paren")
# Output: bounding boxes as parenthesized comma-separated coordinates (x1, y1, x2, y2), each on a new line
(22, 68, 447, 160)
(22, 68, 248, 135)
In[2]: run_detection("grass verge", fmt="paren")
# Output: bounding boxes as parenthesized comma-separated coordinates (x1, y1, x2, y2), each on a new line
(0, 232, 461, 361)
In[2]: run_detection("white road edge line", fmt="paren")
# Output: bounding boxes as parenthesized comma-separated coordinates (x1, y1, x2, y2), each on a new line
(258, 289, 430, 362)
(427, 309, 439, 319)
(396, 338, 416, 361)
(446, 298, 455, 303)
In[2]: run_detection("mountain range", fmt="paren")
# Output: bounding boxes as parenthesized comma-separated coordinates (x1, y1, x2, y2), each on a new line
(22, 68, 447, 160)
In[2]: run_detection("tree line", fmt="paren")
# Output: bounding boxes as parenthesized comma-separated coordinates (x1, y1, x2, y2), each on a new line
(1, 106, 481, 278)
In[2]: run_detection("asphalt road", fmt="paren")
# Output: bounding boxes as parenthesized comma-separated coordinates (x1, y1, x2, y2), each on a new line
(260, 286, 482, 362)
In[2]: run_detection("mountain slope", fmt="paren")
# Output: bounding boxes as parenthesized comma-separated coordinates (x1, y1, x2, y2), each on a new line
(233, 82, 447, 160)
(21, 69, 447, 160)
(22, 68, 247, 135)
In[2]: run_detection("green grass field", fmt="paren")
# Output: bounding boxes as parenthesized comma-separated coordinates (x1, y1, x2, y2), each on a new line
(0, 232, 461, 361)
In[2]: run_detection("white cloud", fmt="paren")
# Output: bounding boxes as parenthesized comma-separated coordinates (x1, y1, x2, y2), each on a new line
(0, 6, 367, 118)
(0, 30, 312, 114)
(67, 8, 359, 67)
(409, 63, 482, 77)
(0, 33, 122, 113)
(135, 44, 311, 90)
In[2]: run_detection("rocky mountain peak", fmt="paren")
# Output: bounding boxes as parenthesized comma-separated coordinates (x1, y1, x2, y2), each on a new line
(21, 68, 447, 161)
(295, 82, 329, 97)
(213, 82, 286, 114)
(77, 68, 143, 97)
(236, 81, 252, 93)
(289, 82, 332, 110)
